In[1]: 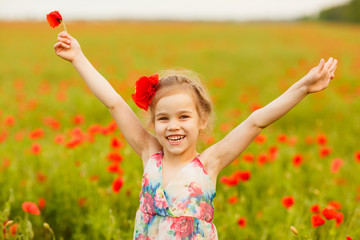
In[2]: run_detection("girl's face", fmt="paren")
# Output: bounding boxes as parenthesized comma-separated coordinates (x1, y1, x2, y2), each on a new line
(154, 91, 206, 157)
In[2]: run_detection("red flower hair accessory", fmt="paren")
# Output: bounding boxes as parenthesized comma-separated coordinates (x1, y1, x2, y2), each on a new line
(132, 74, 159, 111)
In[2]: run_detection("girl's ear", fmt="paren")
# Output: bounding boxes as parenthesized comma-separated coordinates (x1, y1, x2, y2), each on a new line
(199, 117, 208, 130)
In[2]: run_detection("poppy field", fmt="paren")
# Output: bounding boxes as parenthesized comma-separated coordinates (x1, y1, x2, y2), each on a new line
(0, 21, 360, 239)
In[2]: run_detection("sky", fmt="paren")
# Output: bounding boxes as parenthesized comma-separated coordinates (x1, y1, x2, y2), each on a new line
(0, 0, 350, 21)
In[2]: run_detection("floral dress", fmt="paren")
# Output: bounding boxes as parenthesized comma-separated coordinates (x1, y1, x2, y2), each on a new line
(133, 151, 218, 240)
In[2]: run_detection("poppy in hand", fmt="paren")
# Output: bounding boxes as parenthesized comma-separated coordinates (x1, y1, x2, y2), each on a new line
(46, 11, 62, 28)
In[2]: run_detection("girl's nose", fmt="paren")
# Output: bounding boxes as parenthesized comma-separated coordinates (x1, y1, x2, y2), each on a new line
(167, 120, 180, 130)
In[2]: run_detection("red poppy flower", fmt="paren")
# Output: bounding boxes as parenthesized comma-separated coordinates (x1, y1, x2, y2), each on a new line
(254, 134, 266, 144)
(320, 147, 331, 158)
(31, 142, 41, 155)
(277, 133, 287, 143)
(131, 74, 159, 111)
(22, 202, 40, 215)
(268, 146, 278, 160)
(310, 204, 320, 213)
(38, 198, 46, 210)
(228, 196, 238, 204)
(335, 212, 343, 227)
(107, 152, 123, 162)
(29, 128, 45, 140)
(107, 163, 123, 174)
(282, 196, 295, 209)
(46, 11, 62, 28)
(73, 114, 84, 125)
(331, 158, 344, 173)
(257, 153, 268, 165)
(4, 115, 15, 126)
(242, 153, 254, 163)
(347, 236, 353, 240)
(322, 207, 337, 220)
(316, 134, 328, 145)
(112, 176, 124, 193)
(9, 224, 18, 236)
(311, 214, 325, 227)
(355, 151, 360, 163)
(292, 154, 303, 167)
(237, 217, 246, 228)
(111, 137, 123, 149)
(328, 201, 341, 210)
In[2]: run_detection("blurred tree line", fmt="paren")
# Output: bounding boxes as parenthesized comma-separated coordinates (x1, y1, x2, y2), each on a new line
(318, 0, 360, 23)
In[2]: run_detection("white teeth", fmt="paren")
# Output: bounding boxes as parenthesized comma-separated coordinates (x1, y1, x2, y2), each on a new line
(166, 136, 184, 142)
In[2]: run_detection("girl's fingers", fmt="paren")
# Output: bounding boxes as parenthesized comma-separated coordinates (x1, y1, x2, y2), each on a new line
(324, 57, 334, 70)
(57, 36, 71, 44)
(329, 59, 337, 72)
(57, 31, 73, 40)
(54, 41, 70, 49)
(318, 58, 325, 69)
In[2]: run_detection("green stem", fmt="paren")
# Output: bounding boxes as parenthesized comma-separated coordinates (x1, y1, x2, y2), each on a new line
(62, 22, 67, 32)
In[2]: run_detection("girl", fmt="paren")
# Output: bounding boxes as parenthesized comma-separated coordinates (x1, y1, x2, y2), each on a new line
(54, 31, 337, 239)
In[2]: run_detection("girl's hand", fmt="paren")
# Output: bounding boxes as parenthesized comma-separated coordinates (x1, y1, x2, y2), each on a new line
(53, 31, 82, 62)
(302, 57, 338, 93)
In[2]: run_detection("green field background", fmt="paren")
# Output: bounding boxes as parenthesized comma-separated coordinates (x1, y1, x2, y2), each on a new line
(0, 21, 359, 239)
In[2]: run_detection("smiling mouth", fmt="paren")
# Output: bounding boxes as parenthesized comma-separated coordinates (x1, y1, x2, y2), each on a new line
(166, 135, 185, 143)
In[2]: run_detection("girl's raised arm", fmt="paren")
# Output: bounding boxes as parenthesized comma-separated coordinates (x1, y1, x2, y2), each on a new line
(54, 31, 161, 164)
(203, 58, 337, 177)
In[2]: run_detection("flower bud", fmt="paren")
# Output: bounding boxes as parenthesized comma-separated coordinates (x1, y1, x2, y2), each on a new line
(290, 226, 298, 235)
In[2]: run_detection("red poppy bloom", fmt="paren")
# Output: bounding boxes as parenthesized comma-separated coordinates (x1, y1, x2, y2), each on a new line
(0, 131, 8, 143)
(331, 158, 344, 173)
(305, 135, 313, 145)
(9, 224, 18, 236)
(322, 207, 337, 220)
(43, 117, 61, 130)
(257, 153, 268, 165)
(38, 198, 46, 210)
(250, 103, 262, 112)
(88, 124, 103, 135)
(254, 134, 266, 144)
(347, 236, 353, 240)
(242, 153, 254, 163)
(355, 151, 360, 163)
(46, 11, 62, 28)
(316, 134, 328, 145)
(112, 176, 124, 193)
(292, 154, 303, 167)
(268, 146, 278, 160)
(282, 196, 295, 209)
(335, 212, 343, 227)
(328, 201, 341, 210)
(320, 147, 331, 158)
(311, 214, 325, 227)
(4, 115, 15, 126)
(277, 134, 287, 143)
(22, 202, 40, 215)
(107, 152, 123, 162)
(31, 143, 41, 155)
(234, 170, 251, 181)
(111, 137, 123, 149)
(237, 217, 246, 228)
(220, 175, 238, 186)
(310, 204, 320, 213)
(107, 163, 123, 174)
(228, 196, 238, 204)
(54, 134, 65, 145)
(29, 128, 44, 140)
(131, 74, 159, 111)
(73, 114, 84, 125)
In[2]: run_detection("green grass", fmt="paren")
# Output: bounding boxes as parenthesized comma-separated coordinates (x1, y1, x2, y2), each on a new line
(0, 21, 359, 239)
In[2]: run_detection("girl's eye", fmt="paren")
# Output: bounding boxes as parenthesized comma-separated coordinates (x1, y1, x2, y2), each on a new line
(159, 117, 168, 121)
(180, 115, 189, 119)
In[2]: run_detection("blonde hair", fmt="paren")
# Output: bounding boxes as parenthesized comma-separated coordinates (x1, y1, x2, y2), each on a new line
(148, 69, 214, 136)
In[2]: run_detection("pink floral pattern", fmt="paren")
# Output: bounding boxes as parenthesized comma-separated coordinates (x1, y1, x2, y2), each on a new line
(134, 152, 218, 239)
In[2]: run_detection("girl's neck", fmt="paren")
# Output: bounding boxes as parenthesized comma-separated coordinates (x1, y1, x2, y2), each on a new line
(163, 148, 199, 165)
